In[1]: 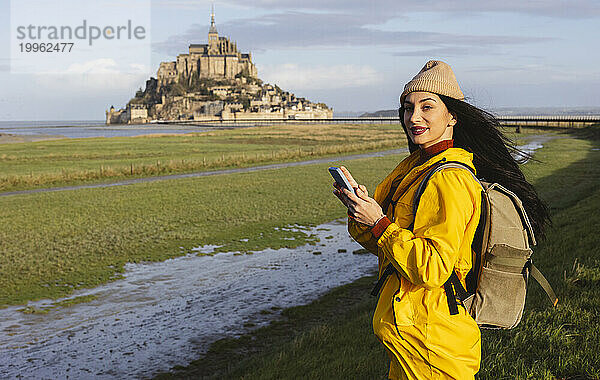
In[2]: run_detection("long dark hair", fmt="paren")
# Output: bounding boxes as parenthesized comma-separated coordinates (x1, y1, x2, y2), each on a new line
(399, 95, 551, 242)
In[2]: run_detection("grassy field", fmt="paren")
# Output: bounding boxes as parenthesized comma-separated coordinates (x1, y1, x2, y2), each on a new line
(0, 123, 405, 191)
(0, 124, 541, 306)
(0, 124, 538, 192)
(0, 147, 408, 306)
(0, 124, 584, 378)
(155, 128, 600, 379)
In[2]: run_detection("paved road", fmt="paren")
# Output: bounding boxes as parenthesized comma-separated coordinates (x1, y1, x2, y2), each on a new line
(0, 148, 408, 197)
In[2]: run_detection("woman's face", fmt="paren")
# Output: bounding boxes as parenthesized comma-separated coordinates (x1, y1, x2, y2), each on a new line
(402, 92, 457, 149)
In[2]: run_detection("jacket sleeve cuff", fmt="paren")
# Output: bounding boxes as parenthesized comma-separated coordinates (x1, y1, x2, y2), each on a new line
(370, 216, 391, 239)
(376, 222, 415, 248)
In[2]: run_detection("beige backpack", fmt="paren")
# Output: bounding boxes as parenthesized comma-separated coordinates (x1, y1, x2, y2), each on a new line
(372, 159, 558, 329)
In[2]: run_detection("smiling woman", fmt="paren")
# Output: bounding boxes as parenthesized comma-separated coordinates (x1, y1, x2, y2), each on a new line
(402, 92, 457, 148)
(333, 60, 551, 379)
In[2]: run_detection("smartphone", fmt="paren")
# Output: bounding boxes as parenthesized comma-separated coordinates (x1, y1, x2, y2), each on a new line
(329, 167, 356, 195)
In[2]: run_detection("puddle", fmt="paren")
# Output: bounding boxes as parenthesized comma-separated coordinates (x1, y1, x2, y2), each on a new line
(514, 134, 554, 163)
(0, 220, 375, 379)
(515, 141, 543, 162)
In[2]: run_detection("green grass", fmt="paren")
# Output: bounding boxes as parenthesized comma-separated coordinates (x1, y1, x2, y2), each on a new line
(0, 149, 406, 306)
(0, 124, 539, 306)
(0, 124, 539, 192)
(155, 128, 600, 379)
(0, 123, 406, 191)
(0, 124, 540, 306)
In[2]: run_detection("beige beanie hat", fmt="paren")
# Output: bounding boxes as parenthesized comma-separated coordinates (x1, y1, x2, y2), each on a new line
(400, 60, 464, 104)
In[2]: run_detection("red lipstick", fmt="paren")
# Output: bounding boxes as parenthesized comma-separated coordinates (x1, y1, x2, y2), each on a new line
(410, 127, 428, 136)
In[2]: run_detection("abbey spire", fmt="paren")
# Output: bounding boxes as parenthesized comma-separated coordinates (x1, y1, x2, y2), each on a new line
(209, 3, 218, 37)
(208, 3, 219, 53)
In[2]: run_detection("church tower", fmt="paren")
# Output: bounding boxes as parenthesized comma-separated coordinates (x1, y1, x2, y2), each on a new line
(208, 4, 219, 53)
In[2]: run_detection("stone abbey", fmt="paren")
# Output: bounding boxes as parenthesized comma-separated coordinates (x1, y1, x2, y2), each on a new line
(106, 10, 332, 124)
(156, 11, 257, 86)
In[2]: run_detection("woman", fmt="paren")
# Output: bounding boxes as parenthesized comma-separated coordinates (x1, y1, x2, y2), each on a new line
(333, 60, 550, 379)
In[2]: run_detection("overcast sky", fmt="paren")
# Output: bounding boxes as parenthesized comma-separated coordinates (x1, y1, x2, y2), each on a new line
(1, 0, 599, 120)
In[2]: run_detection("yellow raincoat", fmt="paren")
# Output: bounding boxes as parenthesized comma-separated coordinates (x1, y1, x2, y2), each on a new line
(349, 147, 482, 379)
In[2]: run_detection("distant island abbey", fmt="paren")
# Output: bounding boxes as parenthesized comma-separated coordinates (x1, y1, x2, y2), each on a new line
(106, 10, 333, 124)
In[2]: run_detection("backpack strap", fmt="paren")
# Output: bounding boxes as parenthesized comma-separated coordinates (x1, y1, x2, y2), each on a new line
(417, 161, 483, 314)
(370, 171, 415, 298)
(444, 271, 470, 315)
(411, 160, 482, 217)
(370, 263, 396, 296)
(465, 193, 487, 293)
(371, 160, 481, 300)
(379, 175, 404, 218)
(529, 261, 559, 306)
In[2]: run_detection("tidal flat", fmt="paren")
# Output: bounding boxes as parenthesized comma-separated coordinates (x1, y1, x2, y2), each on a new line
(0, 127, 549, 307)
(0, 149, 405, 306)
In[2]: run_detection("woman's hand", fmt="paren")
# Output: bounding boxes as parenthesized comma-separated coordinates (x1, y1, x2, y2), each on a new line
(332, 166, 385, 226)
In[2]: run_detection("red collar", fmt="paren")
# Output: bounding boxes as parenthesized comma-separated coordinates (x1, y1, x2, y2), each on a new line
(422, 139, 454, 159)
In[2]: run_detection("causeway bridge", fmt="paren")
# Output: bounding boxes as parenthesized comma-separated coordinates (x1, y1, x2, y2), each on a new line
(155, 115, 600, 129)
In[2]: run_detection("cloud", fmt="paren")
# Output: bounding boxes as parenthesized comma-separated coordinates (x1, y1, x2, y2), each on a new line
(33, 59, 151, 91)
(259, 63, 383, 90)
(63, 59, 151, 75)
(219, 0, 600, 19)
(151, 0, 600, 19)
(64, 58, 121, 74)
(393, 47, 490, 57)
(461, 63, 600, 87)
(153, 11, 552, 56)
